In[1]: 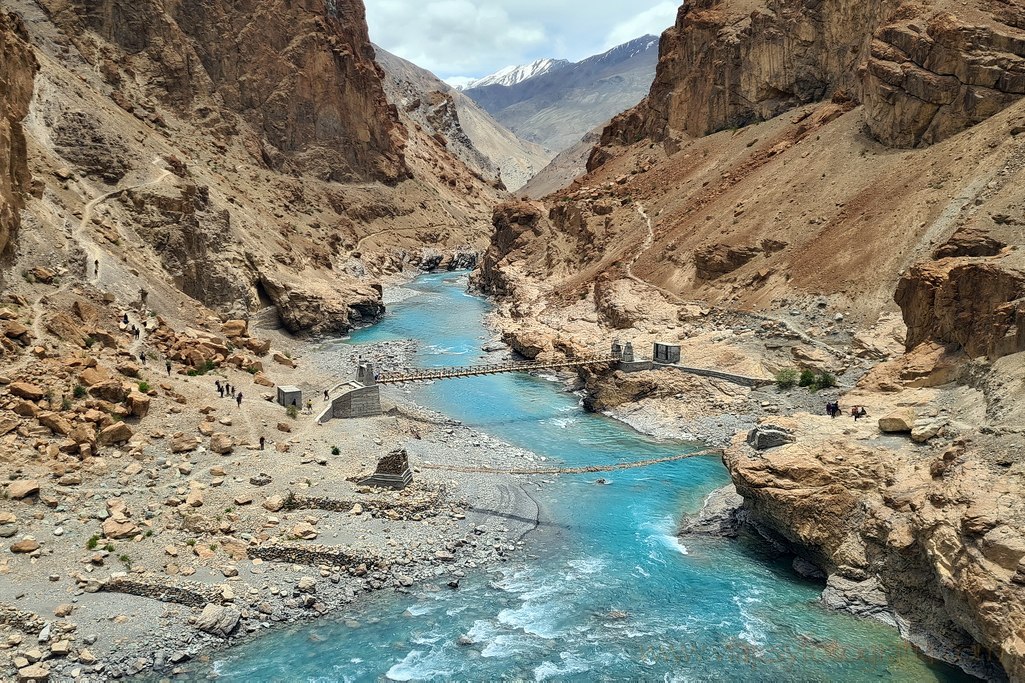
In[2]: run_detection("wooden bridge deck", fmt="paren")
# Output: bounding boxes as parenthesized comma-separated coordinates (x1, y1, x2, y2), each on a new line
(376, 356, 616, 385)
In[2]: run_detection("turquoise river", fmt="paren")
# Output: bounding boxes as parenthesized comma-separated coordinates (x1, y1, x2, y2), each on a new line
(211, 272, 970, 682)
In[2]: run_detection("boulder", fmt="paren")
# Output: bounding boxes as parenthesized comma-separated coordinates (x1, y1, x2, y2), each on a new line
(7, 480, 40, 500)
(185, 488, 204, 508)
(88, 380, 127, 403)
(101, 518, 139, 539)
(97, 422, 133, 446)
(290, 522, 318, 540)
(194, 604, 241, 637)
(221, 320, 248, 338)
(272, 352, 296, 368)
(10, 538, 40, 553)
(9, 382, 45, 401)
(78, 367, 110, 387)
(209, 433, 234, 455)
(16, 663, 49, 681)
(878, 409, 916, 433)
(170, 433, 200, 453)
(262, 495, 284, 512)
(244, 337, 271, 355)
(253, 372, 274, 387)
(126, 391, 150, 418)
(911, 422, 943, 443)
(36, 412, 73, 437)
(746, 425, 796, 450)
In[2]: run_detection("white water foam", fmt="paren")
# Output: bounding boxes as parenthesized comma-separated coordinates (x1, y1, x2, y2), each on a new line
(385, 649, 454, 681)
(639, 514, 689, 562)
(732, 594, 768, 651)
(533, 652, 591, 681)
(566, 556, 606, 575)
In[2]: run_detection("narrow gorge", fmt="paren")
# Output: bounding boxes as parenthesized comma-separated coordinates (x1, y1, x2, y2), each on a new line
(0, 0, 1023, 680)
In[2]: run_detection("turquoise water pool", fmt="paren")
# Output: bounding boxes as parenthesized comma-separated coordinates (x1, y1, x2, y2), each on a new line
(211, 272, 969, 682)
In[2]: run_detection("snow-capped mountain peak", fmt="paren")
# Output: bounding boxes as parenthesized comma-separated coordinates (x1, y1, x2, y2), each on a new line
(461, 58, 570, 90)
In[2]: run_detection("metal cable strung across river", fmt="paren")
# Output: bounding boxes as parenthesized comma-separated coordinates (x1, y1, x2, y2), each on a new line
(376, 355, 617, 384)
(417, 449, 724, 475)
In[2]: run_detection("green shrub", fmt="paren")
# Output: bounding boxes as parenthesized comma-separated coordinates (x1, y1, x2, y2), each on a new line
(775, 369, 798, 390)
(86, 534, 100, 550)
(798, 369, 816, 387)
(137, 381, 151, 393)
(286, 404, 299, 419)
(118, 554, 132, 569)
(331, 446, 340, 456)
(73, 385, 87, 399)
(83, 336, 96, 348)
(103, 543, 115, 552)
(815, 372, 837, 390)
(61, 397, 72, 411)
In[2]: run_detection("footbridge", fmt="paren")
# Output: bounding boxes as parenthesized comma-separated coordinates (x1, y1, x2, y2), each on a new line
(376, 355, 616, 385)
(319, 340, 771, 422)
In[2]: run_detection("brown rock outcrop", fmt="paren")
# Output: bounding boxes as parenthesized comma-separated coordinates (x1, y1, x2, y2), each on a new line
(863, 13, 1025, 147)
(0, 12, 38, 256)
(39, 0, 408, 182)
(258, 274, 384, 334)
(724, 431, 1025, 679)
(601, 0, 1025, 150)
(895, 257, 1025, 359)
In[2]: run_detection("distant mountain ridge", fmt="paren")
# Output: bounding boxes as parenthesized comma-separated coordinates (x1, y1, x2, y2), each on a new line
(461, 35, 660, 153)
(458, 58, 571, 90)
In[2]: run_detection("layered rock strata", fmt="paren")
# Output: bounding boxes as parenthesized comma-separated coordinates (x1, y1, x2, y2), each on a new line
(0, 11, 37, 256)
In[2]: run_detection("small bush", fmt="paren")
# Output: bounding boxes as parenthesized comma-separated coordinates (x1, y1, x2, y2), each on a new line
(286, 404, 299, 419)
(815, 372, 837, 390)
(331, 446, 340, 456)
(86, 534, 100, 550)
(775, 369, 798, 390)
(137, 381, 151, 393)
(118, 554, 132, 569)
(798, 369, 816, 387)
(73, 384, 87, 399)
(185, 538, 196, 547)
(61, 397, 72, 411)
(83, 336, 96, 348)
(103, 543, 115, 552)
(246, 366, 259, 374)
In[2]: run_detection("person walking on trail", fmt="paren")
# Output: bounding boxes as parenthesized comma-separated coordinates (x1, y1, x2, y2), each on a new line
(94, 259, 99, 276)
(236, 392, 243, 408)
(139, 288, 148, 308)
(139, 351, 146, 366)
(306, 399, 313, 414)
(259, 436, 265, 451)
(165, 360, 172, 376)
(122, 313, 129, 325)
(324, 389, 329, 401)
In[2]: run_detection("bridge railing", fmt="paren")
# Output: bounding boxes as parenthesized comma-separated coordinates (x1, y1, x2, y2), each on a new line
(376, 355, 616, 384)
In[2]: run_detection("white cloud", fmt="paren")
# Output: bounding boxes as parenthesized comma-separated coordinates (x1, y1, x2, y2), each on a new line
(604, 2, 678, 50)
(365, 0, 680, 80)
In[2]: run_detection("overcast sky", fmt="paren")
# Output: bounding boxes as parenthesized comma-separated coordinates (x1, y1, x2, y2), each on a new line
(365, 1, 679, 83)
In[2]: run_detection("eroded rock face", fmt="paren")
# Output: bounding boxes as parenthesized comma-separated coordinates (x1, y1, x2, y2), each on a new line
(38, 0, 407, 182)
(0, 11, 38, 256)
(895, 257, 1025, 359)
(724, 431, 1025, 679)
(863, 13, 1025, 147)
(258, 274, 384, 335)
(601, 0, 1025, 150)
(603, 0, 896, 144)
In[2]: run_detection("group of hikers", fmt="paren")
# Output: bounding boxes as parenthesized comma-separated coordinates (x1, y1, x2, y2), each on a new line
(215, 379, 243, 407)
(826, 401, 868, 420)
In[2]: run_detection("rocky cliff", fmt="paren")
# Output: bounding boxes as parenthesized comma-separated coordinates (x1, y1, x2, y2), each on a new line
(725, 418, 1025, 680)
(0, 11, 37, 258)
(602, 0, 1025, 149)
(38, 0, 407, 182)
(4, 0, 500, 335)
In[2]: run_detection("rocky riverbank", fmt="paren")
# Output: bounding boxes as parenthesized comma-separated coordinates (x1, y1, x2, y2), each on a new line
(0, 322, 547, 682)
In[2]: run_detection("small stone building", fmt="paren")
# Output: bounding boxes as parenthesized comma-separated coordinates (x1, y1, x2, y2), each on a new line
(653, 342, 681, 364)
(276, 385, 302, 408)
